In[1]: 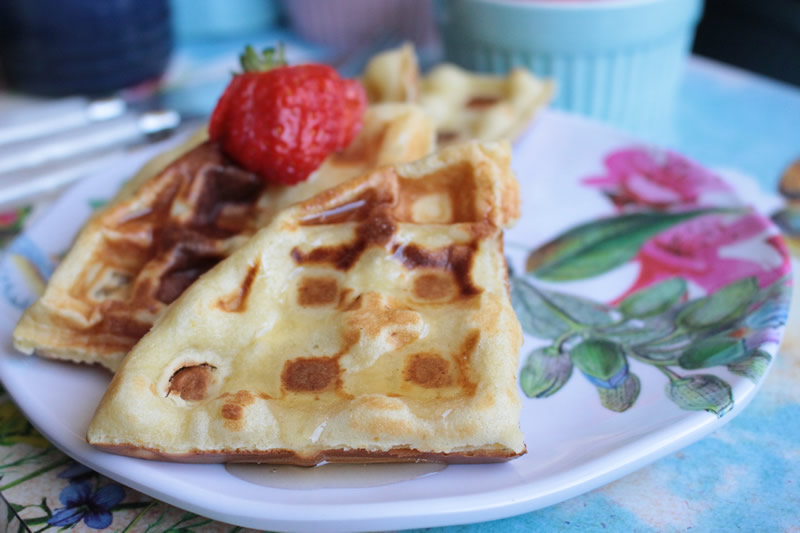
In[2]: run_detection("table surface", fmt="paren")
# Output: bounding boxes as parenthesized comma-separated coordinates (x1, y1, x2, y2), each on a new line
(1, 36, 799, 533)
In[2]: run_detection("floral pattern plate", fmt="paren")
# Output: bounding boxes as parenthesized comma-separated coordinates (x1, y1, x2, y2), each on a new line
(0, 110, 791, 532)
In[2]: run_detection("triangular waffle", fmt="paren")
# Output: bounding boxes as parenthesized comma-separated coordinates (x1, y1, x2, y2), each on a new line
(87, 141, 524, 464)
(13, 103, 435, 371)
(363, 44, 554, 146)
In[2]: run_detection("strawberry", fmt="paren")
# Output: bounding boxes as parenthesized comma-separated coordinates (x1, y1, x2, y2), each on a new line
(209, 45, 366, 185)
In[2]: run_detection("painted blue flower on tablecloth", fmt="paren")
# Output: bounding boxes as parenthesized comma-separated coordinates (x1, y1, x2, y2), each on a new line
(57, 462, 94, 482)
(47, 480, 125, 529)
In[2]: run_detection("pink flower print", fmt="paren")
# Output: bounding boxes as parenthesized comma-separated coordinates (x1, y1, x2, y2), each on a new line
(584, 147, 735, 210)
(0, 210, 21, 227)
(615, 212, 790, 302)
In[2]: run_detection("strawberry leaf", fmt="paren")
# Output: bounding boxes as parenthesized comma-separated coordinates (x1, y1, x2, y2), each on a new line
(239, 44, 287, 73)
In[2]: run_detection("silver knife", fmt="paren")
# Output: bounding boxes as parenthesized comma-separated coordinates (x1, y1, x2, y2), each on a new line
(0, 96, 126, 146)
(0, 109, 180, 175)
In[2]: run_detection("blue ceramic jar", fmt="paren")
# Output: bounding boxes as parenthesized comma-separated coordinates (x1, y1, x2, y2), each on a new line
(437, 0, 704, 129)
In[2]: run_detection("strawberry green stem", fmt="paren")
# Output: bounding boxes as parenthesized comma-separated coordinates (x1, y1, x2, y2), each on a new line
(239, 44, 287, 73)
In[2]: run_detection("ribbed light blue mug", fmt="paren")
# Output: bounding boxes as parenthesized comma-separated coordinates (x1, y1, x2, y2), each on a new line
(437, 0, 704, 130)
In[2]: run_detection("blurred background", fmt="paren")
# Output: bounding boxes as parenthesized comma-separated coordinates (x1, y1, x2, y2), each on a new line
(0, 0, 798, 210)
(2, 0, 797, 113)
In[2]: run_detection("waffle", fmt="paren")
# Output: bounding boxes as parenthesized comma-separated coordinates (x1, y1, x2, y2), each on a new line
(87, 141, 524, 465)
(13, 103, 435, 371)
(363, 43, 554, 146)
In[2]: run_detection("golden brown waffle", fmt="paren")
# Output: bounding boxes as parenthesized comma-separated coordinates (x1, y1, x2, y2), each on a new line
(13, 103, 435, 371)
(87, 141, 524, 465)
(363, 44, 554, 146)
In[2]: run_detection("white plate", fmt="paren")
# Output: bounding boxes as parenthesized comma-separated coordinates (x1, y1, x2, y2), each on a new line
(0, 110, 791, 532)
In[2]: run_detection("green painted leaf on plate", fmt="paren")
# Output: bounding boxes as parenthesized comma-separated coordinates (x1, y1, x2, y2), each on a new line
(679, 336, 748, 370)
(631, 345, 683, 365)
(519, 346, 573, 398)
(510, 277, 572, 339)
(666, 374, 734, 417)
(636, 323, 701, 364)
(619, 278, 687, 318)
(728, 349, 772, 382)
(526, 210, 728, 281)
(676, 277, 758, 330)
(597, 373, 641, 412)
(600, 315, 677, 347)
(511, 276, 620, 336)
(542, 290, 620, 327)
(570, 338, 628, 388)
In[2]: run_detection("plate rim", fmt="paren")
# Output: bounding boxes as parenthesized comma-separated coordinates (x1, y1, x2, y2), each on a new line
(0, 349, 766, 531)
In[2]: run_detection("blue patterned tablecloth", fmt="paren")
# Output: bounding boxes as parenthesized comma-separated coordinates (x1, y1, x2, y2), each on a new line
(0, 35, 798, 532)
